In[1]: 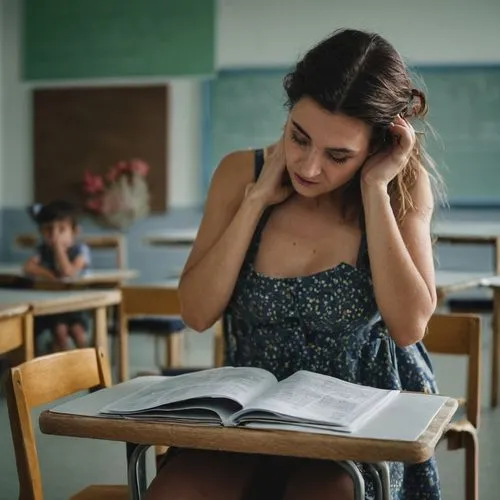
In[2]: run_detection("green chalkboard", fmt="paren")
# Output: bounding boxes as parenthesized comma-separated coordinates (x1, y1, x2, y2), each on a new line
(24, 0, 215, 80)
(208, 67, 500, 204)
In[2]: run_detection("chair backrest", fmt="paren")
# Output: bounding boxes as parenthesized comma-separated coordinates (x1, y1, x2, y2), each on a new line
(423, 313, 481, 428)
(14, 233, 126, 269)
(121, 284, 181, 317)
(3, 348, 111, 500)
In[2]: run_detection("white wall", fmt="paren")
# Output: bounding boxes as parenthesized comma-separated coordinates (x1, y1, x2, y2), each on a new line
(217, 0, 500, 67)
(1, 0, 31, 207)
(1, 0, 500, 208)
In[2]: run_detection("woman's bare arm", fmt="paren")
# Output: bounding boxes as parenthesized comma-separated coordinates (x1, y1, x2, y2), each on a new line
(179, 140, 293, 332)
(178, 151, 262, 331)
(362, 167, 436, 347)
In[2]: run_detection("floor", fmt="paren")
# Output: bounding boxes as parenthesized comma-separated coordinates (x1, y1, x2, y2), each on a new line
(0, 318, 499, 500)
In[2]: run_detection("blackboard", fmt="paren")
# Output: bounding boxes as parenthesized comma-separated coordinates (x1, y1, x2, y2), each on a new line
(24, 0, 215, 80)
(207, 66, 500, 205)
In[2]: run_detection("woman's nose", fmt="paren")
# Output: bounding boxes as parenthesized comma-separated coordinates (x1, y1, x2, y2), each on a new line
(300, 151, 322, 178)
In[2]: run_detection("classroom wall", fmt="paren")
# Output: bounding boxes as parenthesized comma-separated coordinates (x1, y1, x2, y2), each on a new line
(0, 0, 499, 276)
(217, 0, 500, 67)
(1, 0, 500, 210)
(0, 0, 202, 209)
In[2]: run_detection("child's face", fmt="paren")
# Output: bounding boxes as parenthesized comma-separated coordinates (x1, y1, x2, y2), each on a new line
(40, 218, 76, 248)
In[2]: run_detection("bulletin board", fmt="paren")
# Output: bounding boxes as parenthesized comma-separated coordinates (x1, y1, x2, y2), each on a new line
(33, 85, 168, 212)
(23, 0, 215, 80)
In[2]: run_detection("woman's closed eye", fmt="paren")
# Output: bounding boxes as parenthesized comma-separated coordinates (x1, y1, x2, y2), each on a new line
(291, 130, 308, 147)
(327, 153, 348, 165)
(291, 130, 349, 165)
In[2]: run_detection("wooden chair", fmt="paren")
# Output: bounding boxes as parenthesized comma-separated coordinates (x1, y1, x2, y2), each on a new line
(3, 347, 128, 500)
(121, 284, 185, 371)
(14, 233, 126, 269)
(424, 313, 481, 500)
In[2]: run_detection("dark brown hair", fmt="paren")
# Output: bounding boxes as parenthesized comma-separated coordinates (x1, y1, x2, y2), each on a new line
(30, 200, 79, 229)
(284, 28, 442, 222)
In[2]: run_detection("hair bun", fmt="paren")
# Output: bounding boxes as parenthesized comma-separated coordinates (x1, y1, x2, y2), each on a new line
(27, 203, 43, 222)
(405, 88, 428, 118)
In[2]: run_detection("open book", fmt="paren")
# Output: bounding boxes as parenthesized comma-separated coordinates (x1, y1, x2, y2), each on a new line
(100, 367, 399, 434)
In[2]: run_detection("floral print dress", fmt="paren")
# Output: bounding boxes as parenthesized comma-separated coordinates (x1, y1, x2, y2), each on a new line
(223, 149, 441, 499)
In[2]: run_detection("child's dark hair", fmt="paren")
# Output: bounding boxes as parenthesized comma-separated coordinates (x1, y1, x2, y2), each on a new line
(29, 200, 79, 228)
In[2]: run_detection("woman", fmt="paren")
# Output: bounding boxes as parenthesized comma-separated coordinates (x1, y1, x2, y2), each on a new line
(146, 28, 441, 500)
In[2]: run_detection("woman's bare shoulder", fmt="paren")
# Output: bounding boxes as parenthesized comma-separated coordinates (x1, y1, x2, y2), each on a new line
(210, 147, 271, 199)
(213, 149, 255, 187)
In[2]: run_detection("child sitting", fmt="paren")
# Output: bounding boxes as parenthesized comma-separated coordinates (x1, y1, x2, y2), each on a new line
(23, 200, 92, 351)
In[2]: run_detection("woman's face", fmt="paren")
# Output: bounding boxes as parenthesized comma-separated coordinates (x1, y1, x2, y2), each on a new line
(284, 97, 372, 198)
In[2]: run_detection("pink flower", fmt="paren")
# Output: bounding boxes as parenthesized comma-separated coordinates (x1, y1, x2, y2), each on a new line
(129, 159, 150, 176)
(83, 171, 104, 194)
(85, 197, 103, 213)
(107, 161, 130, 182)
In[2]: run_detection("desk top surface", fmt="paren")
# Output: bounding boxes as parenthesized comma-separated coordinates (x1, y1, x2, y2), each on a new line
(40, 376, 456, 464)
(435, 270, 492, 288)
(145, 228, 198, 245)
(0, 264, 137, 284)
(0, 288, 121, 314)
(434, 220, 500, 239)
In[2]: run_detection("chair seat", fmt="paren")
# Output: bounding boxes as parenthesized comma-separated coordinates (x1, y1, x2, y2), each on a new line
(70, 484, 129, 499)
(128, 317, 185, 334)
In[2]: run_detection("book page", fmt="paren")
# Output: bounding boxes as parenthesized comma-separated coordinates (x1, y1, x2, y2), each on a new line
(242, 393, 448, 441)
(231, 370, 398, 431)
(100, 367, 277, 415)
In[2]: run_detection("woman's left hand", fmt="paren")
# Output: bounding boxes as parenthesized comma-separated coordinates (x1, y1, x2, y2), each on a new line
(361, 115, 416, 188)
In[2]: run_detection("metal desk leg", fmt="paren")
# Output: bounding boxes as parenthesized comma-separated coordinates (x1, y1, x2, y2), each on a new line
(127, 443, 150, 500)
(373, 462, 391, 500)
(337, 460, 365, 500)
(365, 463, 383, 499)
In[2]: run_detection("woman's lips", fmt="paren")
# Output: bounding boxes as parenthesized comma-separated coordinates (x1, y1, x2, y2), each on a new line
(294, 173, 318, 187)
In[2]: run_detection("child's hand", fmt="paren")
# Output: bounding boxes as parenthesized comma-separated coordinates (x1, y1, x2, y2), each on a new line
(23, 257, 58, 281)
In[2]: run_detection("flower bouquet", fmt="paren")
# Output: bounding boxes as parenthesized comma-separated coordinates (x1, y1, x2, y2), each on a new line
(83, 159, 150, 230)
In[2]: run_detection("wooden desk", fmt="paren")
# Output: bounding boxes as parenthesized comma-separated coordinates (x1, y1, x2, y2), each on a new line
(434, 220, 500, 273)
(435, 270, 493, 304)
(0, 289, 125, 380)
(476, 275, 500, 409)
(144, 228, 198, 246)
(121, 281, 183, 370)
(39, 376, 457, 500)
(0, 264, 137, 289)
(0, 304, 33, 362)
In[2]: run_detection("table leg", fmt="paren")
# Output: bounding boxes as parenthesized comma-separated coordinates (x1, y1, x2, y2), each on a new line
(126, 443, 149, 500)
(492, 289, 500, 407)
(93, 306, 108, 359)
(337, 461, 365, 500)
(23, 312, 34, 361)
(118, 302, 129, 382)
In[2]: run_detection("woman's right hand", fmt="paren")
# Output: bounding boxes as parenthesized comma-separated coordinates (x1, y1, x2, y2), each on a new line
(245, 137, 294, 207)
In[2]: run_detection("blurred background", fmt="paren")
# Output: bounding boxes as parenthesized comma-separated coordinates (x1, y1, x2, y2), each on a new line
(0, 1, 499, 499)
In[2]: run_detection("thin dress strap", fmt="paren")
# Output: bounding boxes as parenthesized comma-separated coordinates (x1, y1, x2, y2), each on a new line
(355, 211, 370, 270)
(246, 149, 272, 264)
(254, 148, 265, 180)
